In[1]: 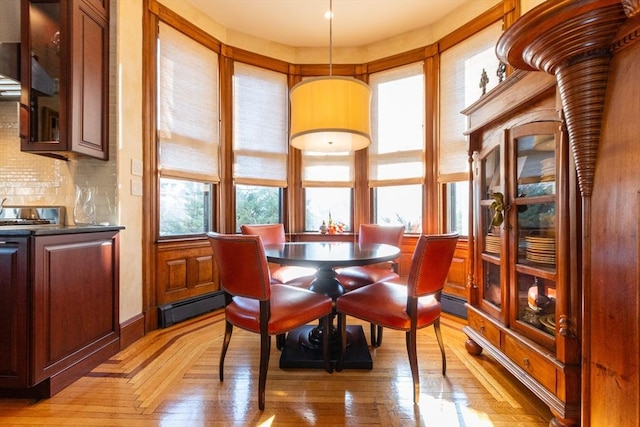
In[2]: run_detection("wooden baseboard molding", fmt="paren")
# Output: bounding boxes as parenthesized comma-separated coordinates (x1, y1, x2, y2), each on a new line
(120, 313, 146, 350)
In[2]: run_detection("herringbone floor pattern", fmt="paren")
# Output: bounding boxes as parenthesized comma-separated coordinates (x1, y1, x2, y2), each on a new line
(0, 311, 552, 426)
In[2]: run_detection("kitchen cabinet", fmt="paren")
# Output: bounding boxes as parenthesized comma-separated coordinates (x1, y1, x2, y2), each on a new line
(462, 70, 580, 427)
(0, 227, 121, 397)
(0, 238, 29, 389)
(19, 0, 109, 160)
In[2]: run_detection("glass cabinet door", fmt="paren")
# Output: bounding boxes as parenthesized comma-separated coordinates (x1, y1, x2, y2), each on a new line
(478, 144, 505, 318)
(510, 122, 560, 346)
(26, 0, 61, 143)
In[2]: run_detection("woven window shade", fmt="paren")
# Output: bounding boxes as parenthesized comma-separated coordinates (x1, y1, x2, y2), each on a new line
(158, 23, 220, 182)
(439, 21, 502, 176)
(369, 62, 425, 187)
(233, 62, 288, 187)
(301, 151, 355, 187)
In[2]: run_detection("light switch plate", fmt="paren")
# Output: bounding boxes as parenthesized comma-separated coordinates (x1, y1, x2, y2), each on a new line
(131, 178, 143, 196)
(131, 159, 143, 177)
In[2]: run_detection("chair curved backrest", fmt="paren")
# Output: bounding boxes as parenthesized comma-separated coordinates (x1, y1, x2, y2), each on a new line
(207, 232, 332, 410)
(207, 232, 271, 300)
(406, 233, 459, 298)
(241, 223, 316, 287)
(358, 224, 405, 247)
(240, 224, 286, 245)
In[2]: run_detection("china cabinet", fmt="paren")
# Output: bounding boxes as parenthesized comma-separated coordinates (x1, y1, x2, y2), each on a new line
(19, 0, 109, 160)
(462, 70, 580, 427)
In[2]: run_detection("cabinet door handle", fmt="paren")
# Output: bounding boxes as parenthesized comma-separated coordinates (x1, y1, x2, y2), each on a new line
(523, 357, 531, 368)
(480, 326, 486, 334)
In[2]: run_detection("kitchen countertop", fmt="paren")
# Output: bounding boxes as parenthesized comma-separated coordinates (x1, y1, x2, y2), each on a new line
(0, 224, 125, 236)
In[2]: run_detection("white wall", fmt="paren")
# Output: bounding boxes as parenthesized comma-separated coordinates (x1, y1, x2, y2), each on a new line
(115, 0, 144, 322)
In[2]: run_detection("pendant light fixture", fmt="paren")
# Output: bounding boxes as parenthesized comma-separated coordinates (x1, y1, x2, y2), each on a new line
(289, 0, 372, 152)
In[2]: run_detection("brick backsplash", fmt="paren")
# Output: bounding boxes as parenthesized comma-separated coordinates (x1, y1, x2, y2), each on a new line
(0, 102, 117, 225)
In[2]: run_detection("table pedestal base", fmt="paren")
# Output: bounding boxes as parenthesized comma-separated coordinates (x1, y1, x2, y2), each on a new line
(279, 325, 372, 370)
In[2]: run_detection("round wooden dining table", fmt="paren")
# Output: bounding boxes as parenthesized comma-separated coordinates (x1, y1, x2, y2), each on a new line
(263, 241, 401, 369)
(263, 241, 400, 299)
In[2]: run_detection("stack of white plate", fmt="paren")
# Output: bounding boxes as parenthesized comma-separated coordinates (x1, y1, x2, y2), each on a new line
(485, 234, 501, 254)
(525, 236, 555, 264)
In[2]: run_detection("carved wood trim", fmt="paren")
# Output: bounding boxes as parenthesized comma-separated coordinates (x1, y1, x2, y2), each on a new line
(555, 53, 611, 198)
(621, 0, 640, 17)
(495, 0, 627, 198)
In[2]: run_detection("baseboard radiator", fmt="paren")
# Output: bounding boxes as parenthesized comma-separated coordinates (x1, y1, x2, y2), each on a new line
(158, 291, 225, 328)
(441, 293, 467, 319)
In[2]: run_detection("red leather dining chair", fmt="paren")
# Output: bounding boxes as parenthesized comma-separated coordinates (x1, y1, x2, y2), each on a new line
(335, 233, 459, 404)
(240, 224, 316, 285)
(207, 232, 333, 410)
(336, 224, 405, 346)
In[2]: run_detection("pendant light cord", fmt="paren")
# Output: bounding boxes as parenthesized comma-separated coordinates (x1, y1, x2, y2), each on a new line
(329, 0, 333, 77)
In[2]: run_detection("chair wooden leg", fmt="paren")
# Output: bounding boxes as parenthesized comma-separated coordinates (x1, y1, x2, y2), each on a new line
(219, 321, 233, 382)
(276, 333, 285, 350)
(406, 328, 420, 404)
(370, 323, 384, 347)
(335, 313, 347, 372)
(258, 333, 271, 410)
(433, 319, 447, 376)
(322, 315, 333, 373)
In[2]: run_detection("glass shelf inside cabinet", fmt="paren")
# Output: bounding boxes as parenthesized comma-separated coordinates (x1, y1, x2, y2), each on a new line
(517, 273, 556, 336)
(516, 134, 556, 196)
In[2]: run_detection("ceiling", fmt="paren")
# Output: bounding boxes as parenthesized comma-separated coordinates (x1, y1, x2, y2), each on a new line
(185, 0, 471, 48)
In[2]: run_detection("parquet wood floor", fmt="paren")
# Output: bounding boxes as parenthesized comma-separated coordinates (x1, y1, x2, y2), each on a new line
(0, 311, 552, 426)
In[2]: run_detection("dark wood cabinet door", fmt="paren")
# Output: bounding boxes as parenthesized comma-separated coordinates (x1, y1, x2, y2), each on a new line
(20, 0, 109, 160)
(31, 231, 119, 387)
(0, 238, 29, 388)
(69, 0, 109, 159)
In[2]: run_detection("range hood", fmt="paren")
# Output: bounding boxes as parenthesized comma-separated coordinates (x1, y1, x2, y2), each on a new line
(0, 43, 21, 99)
(0, 1, 56, 101)
(0, 1, 21, 100)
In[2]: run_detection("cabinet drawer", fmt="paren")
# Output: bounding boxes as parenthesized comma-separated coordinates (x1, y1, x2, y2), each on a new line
(503, 335, 556, 393)
(467, 310, 501, 349)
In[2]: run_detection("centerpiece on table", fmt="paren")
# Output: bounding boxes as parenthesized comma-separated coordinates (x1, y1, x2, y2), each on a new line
(319, 212, 345, 234)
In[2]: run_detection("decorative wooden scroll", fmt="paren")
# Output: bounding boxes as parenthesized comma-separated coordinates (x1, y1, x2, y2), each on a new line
(495, 0, 628, 198)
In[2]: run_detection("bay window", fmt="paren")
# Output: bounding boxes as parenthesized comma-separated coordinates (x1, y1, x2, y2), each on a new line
(232, 62, 288, 231)
(157, 22, 220, 237)
(369, 62, 425, 233)
(439, 21, 502, 237)
(302, 151, 354, 232)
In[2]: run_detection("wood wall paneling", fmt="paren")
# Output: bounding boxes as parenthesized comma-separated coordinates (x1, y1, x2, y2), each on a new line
(156, 240, 219, 306)
(589, 26, 640, 426)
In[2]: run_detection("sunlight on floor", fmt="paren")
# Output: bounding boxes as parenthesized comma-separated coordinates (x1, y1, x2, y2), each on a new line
(418, 394, 494, 427)
(258, 415, 276, 426)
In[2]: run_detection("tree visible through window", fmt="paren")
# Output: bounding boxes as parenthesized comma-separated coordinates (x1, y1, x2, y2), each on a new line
(235, 185, 281, 231)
